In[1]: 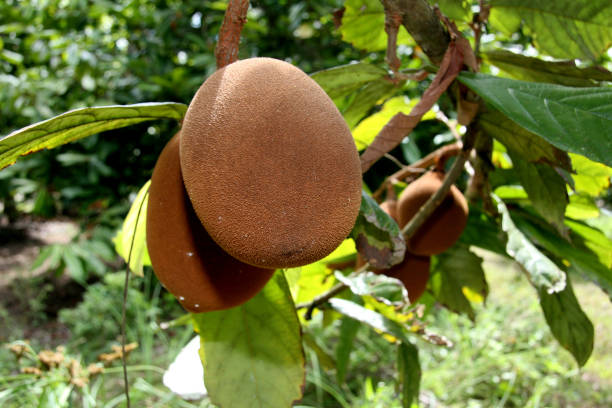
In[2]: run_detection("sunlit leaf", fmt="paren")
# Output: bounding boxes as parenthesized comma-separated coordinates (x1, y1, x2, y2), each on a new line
(113, 181, 151, 277)
(193, 271, 305, 408)
(462, 73, 612, 167)
(340, 0, 414, 51)
(310, 62, 388, 99)
(0, 103, 187, 169)
(353, 96, 435, 150)
(570, 153, 612, 196)
(489, 0, 612, 60)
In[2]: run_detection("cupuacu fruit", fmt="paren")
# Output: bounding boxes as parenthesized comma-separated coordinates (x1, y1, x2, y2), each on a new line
(180, 57, 362, 269)
(146, 134, 275, 313)
(397, 170, 468, 256)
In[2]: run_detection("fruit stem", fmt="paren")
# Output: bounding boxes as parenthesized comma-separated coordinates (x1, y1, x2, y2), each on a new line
(215, 0, 250, 69)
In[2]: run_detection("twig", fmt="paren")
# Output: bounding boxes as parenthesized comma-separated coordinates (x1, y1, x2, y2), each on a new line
(372, 142, 461, 200)
(400, 132, 474, 239)
(120, 186, 149, 408)
(215, 0, 250, 69)
(381, 1, 403, 74)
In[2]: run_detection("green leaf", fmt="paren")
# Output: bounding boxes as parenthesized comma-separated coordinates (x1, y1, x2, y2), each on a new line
(509, 152, 568, 232)
(489, 0, 612, 60)
(495, 197, 567, 293)
(570, 153, 612, 196)
(430, 244, 488, 319)
(310, 63, 389, 99)
(566, 193, 600, 220)
(458, 206, 508, 255)
(340, 0, 414, 51)
(0, 103, 187, 169)
(350, 191, 406, 270)
(336, 315, 361, 384)
(62, 248, 85, 284)
(483, 50, 612, 87)
(343, 79, 398, 129)
(461, 73, 612, 167)
(335, 271, 407, 304)
(327, 298, 411, 343)
(539, 278, 594, 366)
(353, 96, 435, 150)
(286, 239, 356, 306)
(193, 271, 305, 408)
(565, 219, 612, 270)
(113, 181, 151, 277)
(513, 212, 612, 297)
(397, 342, 421, 408)
(427, 0, 472, 22)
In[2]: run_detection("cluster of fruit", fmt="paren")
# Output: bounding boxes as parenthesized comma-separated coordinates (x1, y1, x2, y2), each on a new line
(360, 171, 468, 303)
(145, 57, 468, 312)
(146, 58, 362, 312)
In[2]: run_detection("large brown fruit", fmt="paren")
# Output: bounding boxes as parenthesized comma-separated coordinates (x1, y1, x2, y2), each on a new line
(146, 134, 274, 313)
(386, 255, 430, 303)
(180, 57, 362, 269)
(397, 171, 468, 255)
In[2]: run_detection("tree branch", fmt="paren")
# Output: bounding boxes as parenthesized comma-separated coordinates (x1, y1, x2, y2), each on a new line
(381, 0, 450, 65)
(215, 0, 250, 69)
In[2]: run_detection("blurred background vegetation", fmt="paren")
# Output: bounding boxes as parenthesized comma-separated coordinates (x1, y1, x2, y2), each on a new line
(1, 0, 611, 407)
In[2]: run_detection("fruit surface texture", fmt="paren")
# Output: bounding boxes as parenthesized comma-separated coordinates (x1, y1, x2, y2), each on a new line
(385, 254, 430, 303)
(397, 171, 468, 255)
(146, 134, 274, 313)
(180, 57, 362, 268)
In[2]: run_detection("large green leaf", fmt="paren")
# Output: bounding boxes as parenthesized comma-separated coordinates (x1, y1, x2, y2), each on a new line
(350, 191, 406, 270)
(480, 110, 571, 170)
(461, 73, 612, 167)
(509, 152, 568, 232)
(340, 0, 414, 51)
(310, 62, 389, 99)
(397, 342, 421, 408)
(193, 271, 305, 408)
(113, 181, 151, 277)
(513, 212, 612, 297)
(483, 50, 612, 87)
(489, 0, 612, 60)
(538, 279, 594, 366)
(430, 244, 488, 320)
(495, 197, 567, 293)
(0, 103, 187, 169)
(565, 220, 612, 270)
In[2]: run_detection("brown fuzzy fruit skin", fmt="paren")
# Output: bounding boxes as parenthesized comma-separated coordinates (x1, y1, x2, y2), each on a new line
(397, 171, 468, 256)
(379, 199, 398, 222)
(146, 134, 275, 313)
(180, 57, 362, 269)
(385, 255, 430, 303)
